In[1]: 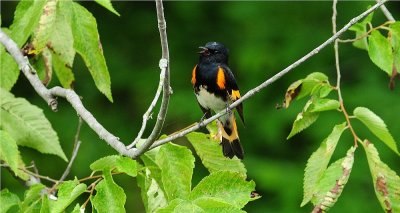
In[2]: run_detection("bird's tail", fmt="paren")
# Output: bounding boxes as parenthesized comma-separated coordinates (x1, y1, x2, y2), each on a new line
(217, 113, 244, 159)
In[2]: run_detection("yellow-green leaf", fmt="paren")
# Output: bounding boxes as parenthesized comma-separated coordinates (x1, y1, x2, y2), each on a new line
(368, 30, 394, 75)
(94, 0, 120, 16)
(31, 0, 57, 54)
(0, 130, 29, 180)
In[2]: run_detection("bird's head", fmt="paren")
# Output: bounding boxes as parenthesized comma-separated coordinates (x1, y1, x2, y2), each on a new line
(198, 42, 229, 64)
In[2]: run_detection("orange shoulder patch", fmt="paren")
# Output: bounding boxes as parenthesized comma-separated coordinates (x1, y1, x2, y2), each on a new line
(231, 90, 241, 100)
(191, 65, 197, 85)
(217, 67, 226, 89)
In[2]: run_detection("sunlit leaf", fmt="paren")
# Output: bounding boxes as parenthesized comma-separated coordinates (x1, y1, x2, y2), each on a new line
(186, 132, 246, 175)
(189, 171, 255, 209)
(354, 107, 399, 155)
(52, 53, 75, 88)
(349, 11, 374, 50)
(115, 156, 137, 177)
(193, 197, 245, 213)
(301, 123, 347, 206)
(0, 189, 20, 213)
(71, 2, 113, 102)
(156, 143, 195, 201)
(0, 88, 67, 161)
(362, 141, 400, 212)
(368, 30, 393, 75)
(49, 180, 86, 213)
(20, 184, 46, 212)
(311, 147, 355, 212)
(40, 195, 50, 213)
(0, 130, 29, 180)
(31, 0, 57, 54)
(156, 198, 184, 213)
(94, 0, 120, 16)
(287, 99, 319, 139)
(310, 98, 340, 112)
(92, 169, 126, 213)
(90, 155, 137, 177)
(137, 167, 167, 213)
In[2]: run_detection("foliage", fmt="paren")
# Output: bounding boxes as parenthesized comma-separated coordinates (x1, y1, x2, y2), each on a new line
(1, 1, 399, 213)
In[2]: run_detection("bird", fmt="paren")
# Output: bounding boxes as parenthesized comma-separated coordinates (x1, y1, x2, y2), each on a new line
(191, 41, 245, 159)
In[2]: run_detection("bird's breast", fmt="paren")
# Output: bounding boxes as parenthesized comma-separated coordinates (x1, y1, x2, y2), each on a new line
(195, 85, 227, 112)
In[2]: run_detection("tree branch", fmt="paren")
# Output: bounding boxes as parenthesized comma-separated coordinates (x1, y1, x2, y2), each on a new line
(150, 0, 388, 149)
(0, 0, 388, 159)
(376, 0, 395, 21)
(132, 0, 171, 156)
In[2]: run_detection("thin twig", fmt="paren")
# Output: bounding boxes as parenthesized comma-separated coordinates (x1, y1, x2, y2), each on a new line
(21, 168, 59, 183)
(332, 0, 359, 147)
(338, 21, 393, 43)
(150, 0, 387, 149)
(376, 0, 395, 21)
(127, 60, 167, 149)
(0, 0, 387, 158)
(132, 0, 171, 156)
(59, 116, 83, 182)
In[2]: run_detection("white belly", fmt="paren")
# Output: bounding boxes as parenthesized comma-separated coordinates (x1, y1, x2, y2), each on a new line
(196, 86, 226, 112)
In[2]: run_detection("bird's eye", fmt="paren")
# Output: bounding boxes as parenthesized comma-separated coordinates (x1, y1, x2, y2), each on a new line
(214, 50, 219, 54)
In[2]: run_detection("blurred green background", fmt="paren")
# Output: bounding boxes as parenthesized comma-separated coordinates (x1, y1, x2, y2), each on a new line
(1, 1, 399, 212)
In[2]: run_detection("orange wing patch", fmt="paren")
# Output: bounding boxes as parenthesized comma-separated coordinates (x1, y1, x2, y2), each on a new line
(191, 65, 197, 85)
(217, 67, 226, 89)
(231, 90, 241, 101)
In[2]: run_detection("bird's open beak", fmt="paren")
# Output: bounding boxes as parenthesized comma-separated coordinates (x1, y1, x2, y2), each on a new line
(198, 46, 208, 54)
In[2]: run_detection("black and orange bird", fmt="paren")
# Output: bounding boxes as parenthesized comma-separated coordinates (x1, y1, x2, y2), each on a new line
(191, 42, 245, 159)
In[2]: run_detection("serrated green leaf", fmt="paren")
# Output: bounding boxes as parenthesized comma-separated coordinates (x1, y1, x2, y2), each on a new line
(186, 132, 246, 175)
(301, 123, 347, 206)
(1, 0, 47, 90)
(115, 156, 137, 177)
(71, 2, 113, 102)
(0, 189, 21, 213)
(390, 22, 400, 72)
(40, 195, 50, 213)
(298, 72, 329, 100)
(156, 143, 195, 201)
(32, 0, 57, 54)
(92, 169, 126, 213)
(52, 53, 74, 88)
(363, 141, 400, 212)
(90, 155, 119, 171)
(0, 130, 29, 180)
(21, 184, 46, 212)
(94, 0, 120, 16)
(349, 11, 374, 50)
(310, 98, 340, 112)
(311, 147, 355, 212)
(193, 197, 245, 213)
(0, 88, 67, 161)
(171, 201, 204, 213)
(354, 107, 399, 155)
(49, 180, 86, 213)
(155, 198, 184, 213)
(189, 171, 255, 209)
(368, 30, 394, 75)
(137, 168, 168, 213)
(287, 99, 319, 139)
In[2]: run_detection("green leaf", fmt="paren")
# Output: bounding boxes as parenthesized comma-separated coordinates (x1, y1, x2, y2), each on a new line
(362, 141, 400, 212)
(349, 11, 374, 50)
(0, 130, 29, 180)
(52, 53, 75, 88)
(21, 184, 46, 212)
(140, 145, 164, 189)
(1, 0, 47, 90)
(368, 30, 394, 75)
(137, 168, 168, 213)
(156, 143, 195, 201)
(90, 155, 137, 177)
(193, 197, 245, 213)
(156, 198, 185, 213)
(390, 22, 400, 72)
(40, 195, 50, 213)
(31, 0, 57, 54)
(301, 123, 347, 206)
(49, 180, 86, 213)
(0, 88, 67, 161)
(71, 2, 113, 102)
(310, 98, 340, 112)
(92, 169, 126, 213)
(156, 199, 203, 213)
(186, 132, 246, 175)
(94, 0, 120, 16)
(354, 107, 399, 155)
(311, 147, 355, 212)
(287, 99, 319, 139)
(0, 189, 20, 213)
(70, 204, 81, 213)
(189, 171, 255, 209)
